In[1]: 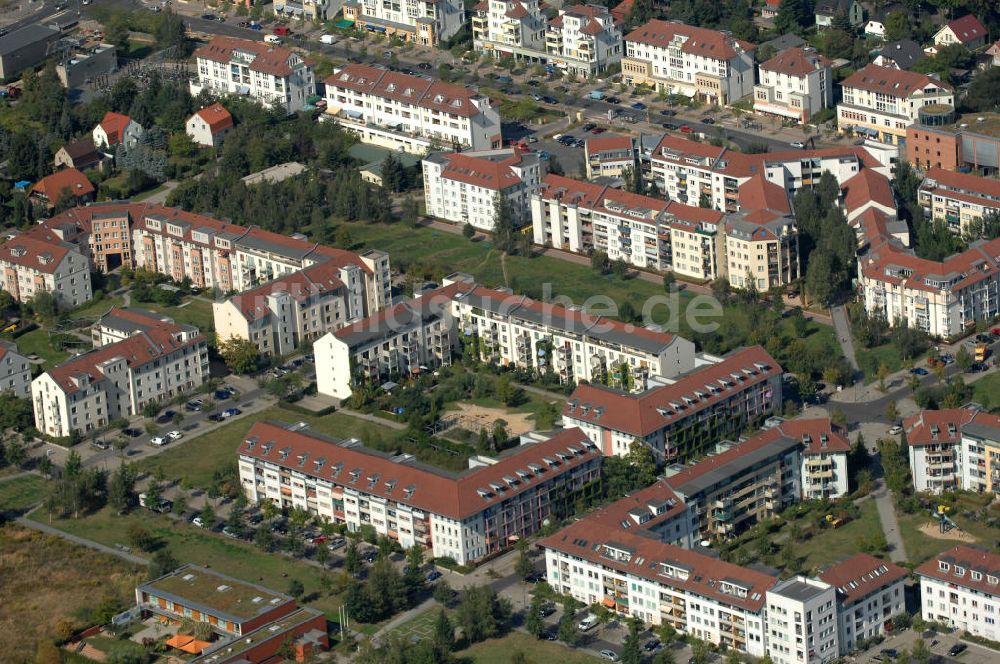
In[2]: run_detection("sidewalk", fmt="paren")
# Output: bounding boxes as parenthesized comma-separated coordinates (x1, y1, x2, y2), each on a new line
(17, 511, 150, 566)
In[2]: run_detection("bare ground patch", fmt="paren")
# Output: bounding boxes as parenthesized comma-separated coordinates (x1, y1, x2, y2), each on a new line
(447, 403, 536, 436)
(918, 522, 978, 542)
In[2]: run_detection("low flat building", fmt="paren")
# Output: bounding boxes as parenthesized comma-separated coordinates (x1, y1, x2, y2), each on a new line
(918, 168, 1000, 237)
(0, 24, 60, 81)
(917, 546, 1000, 640)
(0, 341, 32, 399)
(562, 346, 782, 461)
(422, 149, 543, 230)
(907, 113, 1000, 175)
(238, 421, 602, 564)
(56, 43, 117, 89)
(137, 564, 328, 663)
(818, 554, 908, 653)
(0, 227, 92, 308)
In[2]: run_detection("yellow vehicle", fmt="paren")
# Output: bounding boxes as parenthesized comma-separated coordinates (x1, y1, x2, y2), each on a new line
(975, 342, 988, 363)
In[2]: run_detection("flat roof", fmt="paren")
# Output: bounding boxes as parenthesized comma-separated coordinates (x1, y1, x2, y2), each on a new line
(140, 565, 294, 624)
(772, 578, 829, 602)
(0, 24, 59, 56)
(196, 608, 324, 661)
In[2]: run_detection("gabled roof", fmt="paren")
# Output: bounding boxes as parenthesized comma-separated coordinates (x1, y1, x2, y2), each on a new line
(239, 422, 601, 520)
(916, 546, 1000, 597)
(194, 35, 305, 77)
(737, 174, 791, 215)
(759, 47, 831, 77)
(625, 20, 753, 60)
(941, 14, 986, 44)
(842, 168, 895, 215)
(585, 134, 634, 158)
(96, 112, 135, 145)
(59, 138, 103, 167)
(903, 408, 975, 447)
(819, 554, 908, 607)
(190, 102, 234, 134)
(437, 151, 525, 191)
(0, 229, 77, 274)
(920, 167, 1000, 206)
(841, 64, 952, 98)
(30, 168, 95, 202)
(326, 64, 493, 118)
(221, 261, 347, 323)
(877, 39, 924, 69)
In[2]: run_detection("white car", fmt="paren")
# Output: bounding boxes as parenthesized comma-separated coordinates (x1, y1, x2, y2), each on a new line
(790, 141, 806, 149)
(149, 436, 167, 446)
(600, 651, 620, 662)
(889, 425, 903, 435)
(167, 430, 183, 441)
(577, 615, 598, 631)
(192, 516, 204, 527)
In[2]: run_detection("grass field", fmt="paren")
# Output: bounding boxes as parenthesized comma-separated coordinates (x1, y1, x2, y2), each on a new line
(0, 524, 145, 664)
(137, 406, 406, 489)
(973, 373, 1000, 411)
(855, 342, 907, 383)
(70, 295, 127, 320)
(29, 507, 345, 617)
(896, 492, 1000, 565)
(454, 631, 601, 663)
(140, 297, 216, 334)
(14, 327, 70, 369)
(387, 607, 442, 642)
(0, 474, 50, 514)
(795, 500, 884, 572)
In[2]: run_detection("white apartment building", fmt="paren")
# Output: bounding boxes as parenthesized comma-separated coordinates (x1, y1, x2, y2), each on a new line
(765, 577, 840, 664)
(190, 36, 316, 114)
(323, 64, 501, 154)
(422, 149, 543, 230)
(32, 314, 209, 438)
(0, 341, 32, 399)
(563, 346, 783, 461)
(238, 421, 602, 564)
(858, 236, 1000, 338)
(584, 134, 636, 179)
(903, 408, 1000, 494)
(446, 274, 695, 391)
(818, 554, 908, 653)
(918, 546, 1000, 640)
(959, 414, 1000, 494)
(837, 64, 954, 146)
(471, 1, 621, 77)
(341, 0, 465, 45)
(754, 47, 833, 124)
(622, 20, 755, 106)
(918, 168, 1000, 237)
(0, 228, 92, 308)
(315, 291, 456, 401)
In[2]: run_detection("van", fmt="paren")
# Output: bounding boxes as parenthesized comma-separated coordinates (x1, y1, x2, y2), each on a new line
(264, 34, 282, 44)
(577, 614, 598, 631)
(320, 34, 336, 45)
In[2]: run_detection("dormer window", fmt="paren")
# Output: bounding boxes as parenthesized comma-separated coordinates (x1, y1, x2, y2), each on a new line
(972, 571, 982, 581)
(955, 566, 965, 576)
(939, 561, 950, 571)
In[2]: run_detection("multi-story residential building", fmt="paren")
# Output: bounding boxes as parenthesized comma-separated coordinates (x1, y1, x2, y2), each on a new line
(31, 312, 209, 437)
(315, 288, 457, 400)
(765, 576, 840, 664)
(753, 47, 833, 124)
(543, 5, 622, 77)
(91, 307, 193, 347)
(0, 341, 32, 399)
(341, 0, 465, 46)
(422, 148, 543, 230)
(720, 206, 800, 291)
(837, 65, 954, 146)
(858, 236, 1000, 337)
(274, 0, 333, 22)
(585, 134, 636, 179)
(902, 408, 1000, 493)
(471, 2, 621, 77)
(563, 346, 783, 461)
(818, 554, 908, 653)
(0, 227, 92, 308)
(542, 513, 777, 654)
(622, 20, 755, 106)
(932, 14, 987, 50)
(661, 418, 849, 540)
(213, 255, 389, 359)
(917, 545, 1000, 640)
(238, 421, 602, 564)
(918, 168, 1000, 236)
(323, 64, 501, 154)
(137, 564, 329, 663)
(190, 36, 316, 114)
(447, 274, 695, 391)
(662, 202, 724, 281)
(44, 203, 391, 300)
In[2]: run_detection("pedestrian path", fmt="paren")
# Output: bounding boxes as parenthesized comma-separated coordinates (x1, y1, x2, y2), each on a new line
(17, 510, 149, 566)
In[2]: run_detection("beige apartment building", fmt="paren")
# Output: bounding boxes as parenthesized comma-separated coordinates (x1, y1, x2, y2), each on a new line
(0, 227, 93, 309)
(918, 167, 1000, 236)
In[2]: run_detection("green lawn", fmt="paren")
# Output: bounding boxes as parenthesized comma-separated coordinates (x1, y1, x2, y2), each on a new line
(896, 492, 1000, 565)
(387, 608, 441, 642)
(14, 328, 70, 369)
(0, 475, 49, 513)
(896, 511, 961, 565)
(855, 342, 907, 383)
(795, 500, 884, 572)
(455, 631, 601, 663)
(973, 373, 1000, 411)
(29, 507, 344, 617)
(137, 406, 406, 490)
(69, 295, 127, 320)
(141, 297, 216, 334)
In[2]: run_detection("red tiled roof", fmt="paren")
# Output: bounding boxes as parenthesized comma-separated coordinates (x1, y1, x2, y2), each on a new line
(610, 0, 633, 22)
(192, 102, 234, 134)
(226, 262, 347, 322)
(944, 14, 986, 44)
(738, 174, 791, 214)
(563, 346, 781, 437)
(439, 152, 524, 191)
(0, 229, 76, 274)
(239, 422, 601, 520)
(506, 3, 528, 18)
(30, 168, 95, 202)
(922, 167, 1000, 203)
(537, 173, 608, 207)
(917, 546, 1000, 597)
(97, 112, 133, 145)
(326, 64, 492, 118)
(625, 20, 753, 60)
(842, 168, 895, 214)
(819, 554, 908, 607)
(760, 47, 832, 77)
(861, 236, 1000, 296)
(664, 200, 723, 225)
(775, 418, 851, 455)
(903, 408, 975, 447)
(841, 64, 952, 97)
(194, 35, 303, 77)
(585, 134, 633, 158)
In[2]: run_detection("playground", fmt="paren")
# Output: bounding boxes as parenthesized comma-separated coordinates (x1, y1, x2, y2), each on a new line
(918, 522, 976, 542)
(447, 402, 537, 437)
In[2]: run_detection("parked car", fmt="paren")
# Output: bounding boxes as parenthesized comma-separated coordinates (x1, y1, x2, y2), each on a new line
(208, 413, 225, 422)
(91, 440, 111, 451)
(889, 425, 903, 435)
(527, 79, 541, 87)
(525, 571, 544, 583)
(192, 516, 205, 527)
(222, 526, 239, 538)
(166, 430, 183, 441)
(426, 570, 442, 582)
(605, 96, 621, 104)
(273, 25, 291, 35)
(541, 96, 558, 104)
(155, 410, 177, 424)
(662, 122, 679, 130)
(582, 123, 596, 132)
(600, 650, 620, 661)
(222, 408, 242, 418)
(590, 127, 606, 134)
(539, 602, 556, 617)
(417, 62, 432, 69)
(880, 649, 898, 659)
(541, 629, 557, 641)
(910, 367, 929, 376)
(185, 399, 203, 412)
(948, 644, 966, 656)
(701, 117, 715, 125)
(790, 141, 806, 149)
(577, 614, 598, 631)
(149, 436, 167, 447)
(497, 75, 513, 83)
(644, 639, 662, 652)
(362, 550, 378, 563)
(968, 361, 988, 373)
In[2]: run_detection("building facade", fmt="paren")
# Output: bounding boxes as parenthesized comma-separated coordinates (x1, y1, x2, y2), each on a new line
(753, 47, 833, 124)
(341, 0, 465, 46)
(818, 554, 908, 653)
(918, 546, 1000, 641)
(765, 577, 840, 664)
(918, 168, 1000, 237)
(238, 421, 602, 564)
(92, 112, 144, 149)
(422, 149, 543, 230)
(622, 20, 755, 106)
(903, 408, 1000, 494)
(0, 228, 93, 308)
(185, 102, 234, 148)
(323, 64, 501, 154)
(0, 341, 32, 399)
(837, 65, 954, 146)
(191, 36, 316, 114)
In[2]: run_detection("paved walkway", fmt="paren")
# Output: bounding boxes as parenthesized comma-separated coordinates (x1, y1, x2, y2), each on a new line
(372, 598, 439, 640)
(340, 408, 407, 430)
(17, 512, 150, 566)
(871, 480, 909, 563)
(830, 305, 859, 373)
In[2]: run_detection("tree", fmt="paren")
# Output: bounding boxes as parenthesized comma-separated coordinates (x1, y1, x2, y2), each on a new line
(127, 523, 156, 552)
(956, 344, 972, 371)
(910, 638, 931, 664)
(663, 271, 676, 292)
(690, 639, 709, 664)
(965, 210, 1000, 242)
(621, 619, 643, 664)
(433, 580, 457, 606)
(404, 545, 425, 596)
(148, 548, 180, 579)
(455, 585, 511, 644)
(627, 438, 658, 486)
(30, 290, 59, 325)
(591, 250, 611, 274)
(287, 578, 305, 598)
(805, 249, 836, 306)
(623, 165, 643, 194)
(108, 464, 134, 512)
(557, 613, 578, 645)
(401, 195, 420, 227)
(884, 10, 912, 41)
(965, 68, 1000, 113)
(218, 336, 260, 374)
(877, 363, 890, 392)
(143, 478, 162, 510)
(515, 540, 534, 580)
(492, 197, 518, 255)
(345, 539, 362, 575)
(775, 0, 811, 35)
(525, 595, 545, 638)
(432, 608, 454, 656)
(463, 222, 476, 239)
(200, 504, 215, 527)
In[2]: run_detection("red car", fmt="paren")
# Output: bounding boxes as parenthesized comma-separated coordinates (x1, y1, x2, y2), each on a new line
(590, 127, 606, 134)
(273, 25, 291, 35)
(680, 125, 693, 133)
